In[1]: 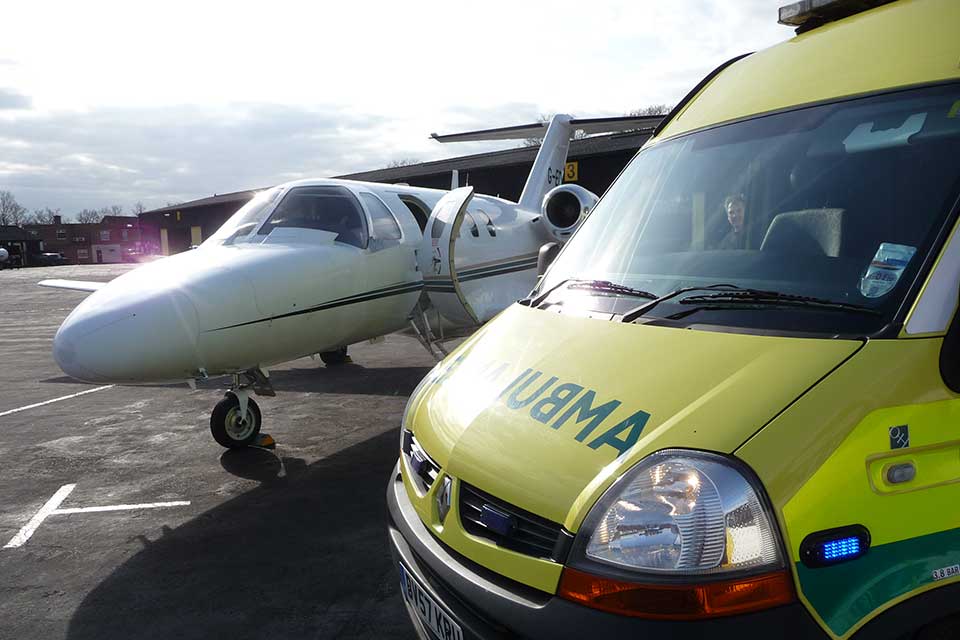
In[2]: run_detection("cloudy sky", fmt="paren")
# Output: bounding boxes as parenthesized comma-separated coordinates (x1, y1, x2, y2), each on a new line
(0, 1, 793, 215)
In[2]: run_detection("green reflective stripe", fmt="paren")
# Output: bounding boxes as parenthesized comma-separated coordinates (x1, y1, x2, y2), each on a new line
(796, 527, 960, 636)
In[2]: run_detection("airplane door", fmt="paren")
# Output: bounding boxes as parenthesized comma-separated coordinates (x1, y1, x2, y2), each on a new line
(418, 187, 480, 327)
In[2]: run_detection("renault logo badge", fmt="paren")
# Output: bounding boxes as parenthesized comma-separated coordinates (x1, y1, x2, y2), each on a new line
(436, 476, 452, 524)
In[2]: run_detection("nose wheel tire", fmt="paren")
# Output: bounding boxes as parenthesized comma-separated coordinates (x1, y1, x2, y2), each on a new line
(319, 346, 349, 366)
(210, 394, 262, 448)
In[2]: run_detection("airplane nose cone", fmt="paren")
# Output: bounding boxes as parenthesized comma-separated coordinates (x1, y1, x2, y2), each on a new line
(54, 288, 201, 383)
(53, 318, 106, 382)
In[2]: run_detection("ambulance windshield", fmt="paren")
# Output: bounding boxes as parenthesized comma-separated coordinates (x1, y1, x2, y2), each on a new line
(540, 84, 960, 336)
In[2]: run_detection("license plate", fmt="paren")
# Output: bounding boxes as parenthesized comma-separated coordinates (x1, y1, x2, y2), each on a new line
(398, 563, 463, 640)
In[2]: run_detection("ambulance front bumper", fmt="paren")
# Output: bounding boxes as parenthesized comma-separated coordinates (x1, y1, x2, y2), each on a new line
(386, 462, 826, 640)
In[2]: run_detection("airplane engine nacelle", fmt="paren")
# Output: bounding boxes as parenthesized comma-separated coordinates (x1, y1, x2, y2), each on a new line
(540, 184, 598, 242)
(0, 247, 8, 263)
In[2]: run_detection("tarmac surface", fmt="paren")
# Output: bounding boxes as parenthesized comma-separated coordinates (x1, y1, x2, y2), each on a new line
(0, 264, 436, 639)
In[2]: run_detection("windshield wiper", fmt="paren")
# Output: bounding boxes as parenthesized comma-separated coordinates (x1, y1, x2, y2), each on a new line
(520, 279, 657, 309)
(620, 284, 880, 323)
(673, 289, 880, 316)
(619, 283, 742, 323)
(566, 280, 658, 299)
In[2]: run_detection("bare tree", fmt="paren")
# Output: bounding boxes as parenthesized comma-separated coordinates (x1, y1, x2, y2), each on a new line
(131, 201, 146, 215)
(27, 207, 61, 224)
(0, 190, 28, 226)
(105, 204, 124, 217)
(627, 104, 673, 117)
(523, 113, 587, 147)
(386, 158, 420, 168)
(75, 208, 103, 224)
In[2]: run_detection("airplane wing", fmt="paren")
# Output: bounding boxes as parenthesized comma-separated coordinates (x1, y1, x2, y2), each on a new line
(430, 115, 663, 142)
(38, 279, 105, 293)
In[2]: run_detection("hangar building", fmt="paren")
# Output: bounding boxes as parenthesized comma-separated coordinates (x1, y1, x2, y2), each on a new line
(139, 129, 652, 255)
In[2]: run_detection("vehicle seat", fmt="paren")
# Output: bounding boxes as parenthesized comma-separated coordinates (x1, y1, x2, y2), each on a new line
(760, 208, 844, 257)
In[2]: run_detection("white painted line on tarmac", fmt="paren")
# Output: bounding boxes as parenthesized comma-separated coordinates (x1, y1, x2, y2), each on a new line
(3, 485, 191, 549)
(0, 385, 115, 418)
(3, 484, 76, 549)
(54, 501, 191, 514)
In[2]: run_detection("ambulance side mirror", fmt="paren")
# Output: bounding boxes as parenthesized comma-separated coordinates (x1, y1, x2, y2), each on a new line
(537, 242, 560, 277)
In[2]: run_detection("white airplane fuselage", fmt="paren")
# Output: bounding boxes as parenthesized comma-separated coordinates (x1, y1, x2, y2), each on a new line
(51, 178, 555, 384)
(48, 113, 656, 397)
(53, 181, 444, 383)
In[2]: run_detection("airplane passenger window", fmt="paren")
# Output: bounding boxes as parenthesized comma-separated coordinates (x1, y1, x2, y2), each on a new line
(463, 212, 479, 238)
(473, 210, 496, 236)
(258, 186, 368, 248)
(360, 193, 402, 240)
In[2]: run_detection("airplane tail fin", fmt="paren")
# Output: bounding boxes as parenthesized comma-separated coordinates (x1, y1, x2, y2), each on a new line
(431, 114, 663, 212)
(518, 114, 574, 212)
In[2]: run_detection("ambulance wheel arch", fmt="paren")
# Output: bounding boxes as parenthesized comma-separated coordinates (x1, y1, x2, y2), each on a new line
(852, 581, 960, 639)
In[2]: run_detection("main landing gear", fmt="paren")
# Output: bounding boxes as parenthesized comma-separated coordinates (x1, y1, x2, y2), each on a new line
(319, 346, 350, 366)
(210, 368, 275, 449)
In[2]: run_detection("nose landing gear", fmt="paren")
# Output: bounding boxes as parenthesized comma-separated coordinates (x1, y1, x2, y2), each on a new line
(209, 368, 275, 448)
(211, 392, 262, 448)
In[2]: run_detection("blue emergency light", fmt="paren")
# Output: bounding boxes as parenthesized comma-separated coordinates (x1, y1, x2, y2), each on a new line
(800, 525, 871, 568)
(822, 536, 861, 561)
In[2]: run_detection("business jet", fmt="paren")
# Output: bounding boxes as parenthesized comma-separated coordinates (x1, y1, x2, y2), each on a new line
(40, 113, 661, 448)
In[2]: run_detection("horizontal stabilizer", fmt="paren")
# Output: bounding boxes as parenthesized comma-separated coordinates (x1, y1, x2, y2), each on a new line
(38, 279, 105, 293)
(431, 115, 664, 143)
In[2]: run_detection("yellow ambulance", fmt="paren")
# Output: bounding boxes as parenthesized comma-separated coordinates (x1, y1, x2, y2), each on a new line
(387, 1, 960, 637)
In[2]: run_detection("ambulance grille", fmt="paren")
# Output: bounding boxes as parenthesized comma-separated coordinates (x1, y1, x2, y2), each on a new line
(459, 482, 564, 560)
(401, 430, 440, 493)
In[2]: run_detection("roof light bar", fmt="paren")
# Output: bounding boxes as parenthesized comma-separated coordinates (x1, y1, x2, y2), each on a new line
(778, 0, 897, 32)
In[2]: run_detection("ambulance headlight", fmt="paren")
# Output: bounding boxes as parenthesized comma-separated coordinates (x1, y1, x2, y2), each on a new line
(572, 450, 784, 576)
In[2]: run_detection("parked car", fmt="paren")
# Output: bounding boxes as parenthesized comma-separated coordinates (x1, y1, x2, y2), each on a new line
(32, 252, 70, 267)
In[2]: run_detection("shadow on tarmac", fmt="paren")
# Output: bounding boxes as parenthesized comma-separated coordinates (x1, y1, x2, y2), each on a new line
(64, 430, 415, 640)
(263, 365, 431, 397)
(219, 447, 291, 483)
(39, 375, 192, 390)
(40, 365, 432, 398)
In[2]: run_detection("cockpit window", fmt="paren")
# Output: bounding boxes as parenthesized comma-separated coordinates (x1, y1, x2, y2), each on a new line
(205, 187, 282, 245)
(258, 185, 368, 248)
